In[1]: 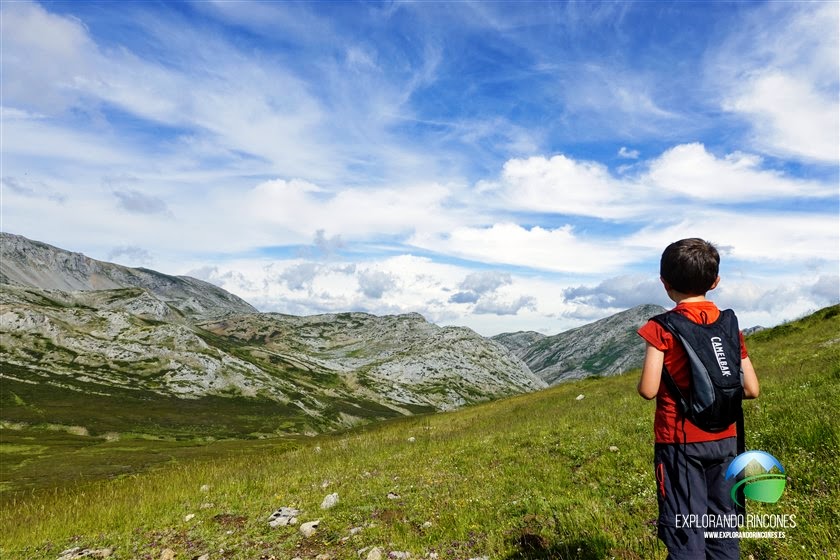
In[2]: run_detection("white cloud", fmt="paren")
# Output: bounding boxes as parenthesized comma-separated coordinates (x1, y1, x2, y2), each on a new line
(564, 275, 665, 309)
(626, 211, 839, 264)
(473, 143, 834, 223)
(80, 52, 335, 181)
(197, 0, 336, 46)
(445, 116, 543, 158)
(173, 248, 838, 337)
(475, 154, 645, 219)
(113, 190, 171, 215)
(346, 45, 379, 71)
(474, 295, 537, 316)
(715, 2, 839, 163)
(107, 246, 154, 267)
(810, 275, 840, 304)
(302, 230, 344, 258)
(725, 72, 839, 164)
(1, 176, 65, 203)
(618, 146, 640, 159)
(245, 178, 463, 240)
(5, 140, 834, 284)
(172, 253, 554, 333)
(186, 265, 261, 293)
(713, 274, 840, 330)
(0, 1, 95, 112)
(449, 271, 525, 312)
(410, 223, 643, 274)
(1, 110, 137, 165)
(554, 63, 684, 138)
(645, 143, 834, 201)
(201, 255, 456, 323)
(279, 263, 322, 291)
(358, 269, 398, 299)
(458, 271, 512, 295)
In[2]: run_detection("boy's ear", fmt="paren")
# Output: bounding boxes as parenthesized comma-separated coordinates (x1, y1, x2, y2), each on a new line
(709, 276, 721, 291)
(660, 277, 672, 291)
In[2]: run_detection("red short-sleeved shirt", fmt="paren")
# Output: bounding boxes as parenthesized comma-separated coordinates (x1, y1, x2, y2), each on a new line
(637, 300, 748, 444)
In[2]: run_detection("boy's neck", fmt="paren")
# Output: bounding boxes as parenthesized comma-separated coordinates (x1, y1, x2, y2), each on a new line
(669, 292, 709, 305)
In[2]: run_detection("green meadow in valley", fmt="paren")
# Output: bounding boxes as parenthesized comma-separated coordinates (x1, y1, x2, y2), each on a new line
(1, 305, 838, 559)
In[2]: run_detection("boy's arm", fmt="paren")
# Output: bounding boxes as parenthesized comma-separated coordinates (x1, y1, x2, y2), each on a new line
(638, 342, 664, 400)
(742, 356, 760, 399)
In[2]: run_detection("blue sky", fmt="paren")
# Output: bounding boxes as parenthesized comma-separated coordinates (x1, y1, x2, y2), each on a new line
(2, 0, 838, 335)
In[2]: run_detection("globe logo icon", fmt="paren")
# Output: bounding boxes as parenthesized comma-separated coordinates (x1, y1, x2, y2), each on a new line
(725, 450, 787, 507)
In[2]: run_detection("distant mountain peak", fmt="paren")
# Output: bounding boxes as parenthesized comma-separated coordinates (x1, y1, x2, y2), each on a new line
(494, 303, 667, 384)
(1, 232, 256, 320)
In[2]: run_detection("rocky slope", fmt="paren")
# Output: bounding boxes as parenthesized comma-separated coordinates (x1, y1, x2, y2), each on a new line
(493, 304, 666, 384)
(0, 232, 256, 320)
(201, 311, 544, 411)
(490, 330, 546, 357)
(1, 233, 546, 436)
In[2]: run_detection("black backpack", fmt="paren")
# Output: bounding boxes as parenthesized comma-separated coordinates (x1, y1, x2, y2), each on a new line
(652, 309, 744, 433)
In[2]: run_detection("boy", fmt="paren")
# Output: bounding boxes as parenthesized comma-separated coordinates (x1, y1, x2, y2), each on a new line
(637, 238, 760, 560)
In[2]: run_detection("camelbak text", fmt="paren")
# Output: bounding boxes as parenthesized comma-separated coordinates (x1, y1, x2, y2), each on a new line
(710, 337, 731, 376)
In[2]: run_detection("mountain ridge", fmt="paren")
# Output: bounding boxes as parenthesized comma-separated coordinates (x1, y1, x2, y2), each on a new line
(493, 303, 666, 384)
(0, 232, 257, 320)
(0, 233, 546, 436)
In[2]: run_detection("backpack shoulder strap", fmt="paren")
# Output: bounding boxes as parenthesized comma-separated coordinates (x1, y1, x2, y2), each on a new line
(650, 311, 689, 414)
(718, 308, 741, 340)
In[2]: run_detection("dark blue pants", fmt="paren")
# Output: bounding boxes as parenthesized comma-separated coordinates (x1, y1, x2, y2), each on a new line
(654, 438, 740, 560)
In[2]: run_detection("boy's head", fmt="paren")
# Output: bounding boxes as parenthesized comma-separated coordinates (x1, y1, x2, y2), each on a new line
(660, 238, 720, 296)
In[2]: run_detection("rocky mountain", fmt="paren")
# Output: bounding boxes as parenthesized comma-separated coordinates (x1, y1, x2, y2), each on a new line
(0, 233, 546, 436)
(490, 330, 546, 357)
(493, 304, 666, 385)
(200, 311, 545, 411)
(0, 232, 256, 320)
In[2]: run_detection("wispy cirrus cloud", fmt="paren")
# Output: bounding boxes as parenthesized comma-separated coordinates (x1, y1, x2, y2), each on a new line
(1, 176, 66, 203)
(712, 2, 839, 164)
(0, 1, 95, 113)
(0, 0, 445, 189)
(2, 0, 836, 336)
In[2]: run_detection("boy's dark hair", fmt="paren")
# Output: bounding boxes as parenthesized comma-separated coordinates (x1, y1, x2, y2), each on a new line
(660, 238, 720, 295)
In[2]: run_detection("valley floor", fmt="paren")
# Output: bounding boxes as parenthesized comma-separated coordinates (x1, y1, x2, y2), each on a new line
(1, 306, 839, 560)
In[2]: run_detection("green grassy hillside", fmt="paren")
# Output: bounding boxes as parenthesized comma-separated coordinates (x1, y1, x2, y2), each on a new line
(2, 282, 539, 450)
(1, 305, 838, 559)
